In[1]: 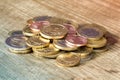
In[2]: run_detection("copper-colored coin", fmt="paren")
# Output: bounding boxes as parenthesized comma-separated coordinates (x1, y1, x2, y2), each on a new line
(8, 48, 32, 54)
(5, 35, 30, 50)
(87, 37, 107, 48)
(53, 39, 78, 51)
(40, 24, 68, 39)
(72, 46, 93, 58)
(32, 44, 59, 58)
(56, 53, 80, 67)
(77, 24, 104, 40)
(23, 26, 37, 36)
(93, 46, 108, 53)
(63, 24, 76, 34)
(26, 36, 50, 48)
(65, 35, 87, 47)
(29, 21, 50, 33)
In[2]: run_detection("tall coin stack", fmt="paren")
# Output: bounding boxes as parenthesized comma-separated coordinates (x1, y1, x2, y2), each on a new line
(5, 16, 117, 67)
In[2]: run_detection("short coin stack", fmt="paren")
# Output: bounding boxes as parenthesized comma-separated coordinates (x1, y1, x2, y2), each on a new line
(5, 16, 117, 67)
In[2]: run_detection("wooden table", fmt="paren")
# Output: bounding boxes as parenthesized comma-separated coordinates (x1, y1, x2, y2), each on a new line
(0, 0, 120, 80)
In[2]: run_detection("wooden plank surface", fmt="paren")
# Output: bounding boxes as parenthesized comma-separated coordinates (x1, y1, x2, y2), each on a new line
(0, 0, 120, 80)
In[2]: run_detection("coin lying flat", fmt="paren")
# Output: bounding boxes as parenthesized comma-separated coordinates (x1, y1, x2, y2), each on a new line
(40, 24, 68, 39)
(93, 46, 108, 53)
(32, 44, 59, 58)
(72, 46, 93, 58)
(77, 24, 104, 40)
(26, 36, 50, 48)
(56, 53, 80, 67)
(53, 39, 78, 51)
(8, 48, 32, 54)
(87, 37, 107, 48)
(5, 35, 30, 50)
(23, 26, 37, 36)
(29, 21, 50, 33)
(65, 35, 87, 47)
(8, 30, 23, 36)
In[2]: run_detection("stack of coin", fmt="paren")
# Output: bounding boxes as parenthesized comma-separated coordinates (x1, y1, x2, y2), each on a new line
(5, 16, 117, 67)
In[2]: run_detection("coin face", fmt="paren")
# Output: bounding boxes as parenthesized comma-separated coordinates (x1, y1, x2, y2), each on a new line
(8, 30, 23, 36)
(56, 53, 80, 67)
(29, 21, 50, 33)
(40, 24, 68, 39)
(87, 37, 107, 48)
(77, 24, 104, 40)
(5, 36, 30, 50)
(65, 35, 87, 47)
(26, 36, 50, 48)
(53, 39, 78, 51)
(23, 26, 36, 36)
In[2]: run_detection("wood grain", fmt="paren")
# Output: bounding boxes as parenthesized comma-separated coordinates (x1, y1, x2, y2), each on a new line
(0, 0, 120, 80)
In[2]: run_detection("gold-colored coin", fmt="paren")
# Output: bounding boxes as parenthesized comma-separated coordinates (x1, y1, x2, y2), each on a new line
(77, 24, 105, 40)
(93, 46, 108, 53)
(56, 53, 80, 67)
(8, 48, 32, 54)
(40, 24, 68, 39)
(26, 36, 50, 48)
(87, 37, 107, 48)
(32, 44, 59, 58)
(53, 39, 78, 51)
(72, 46, 93, 58)
(23, 26, 37, 36)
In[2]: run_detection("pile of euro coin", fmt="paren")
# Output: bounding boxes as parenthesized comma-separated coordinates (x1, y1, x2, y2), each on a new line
(5, 16, 117, 67)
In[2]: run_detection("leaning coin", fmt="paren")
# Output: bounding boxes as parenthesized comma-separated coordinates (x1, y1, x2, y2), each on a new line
(65, 35, 87, 47)
(26, 36, 50, 48)
(8, 48, 32, 54)
(8, 30, 23, 36)
(23, 26, 37, 36)
(77, 24, 104, 40)
(40, 24, 68, 39)
(56, 53, 80, 67)
(53, 39, 78, 51)
(87, 37, 107, 48)
(5, 35, 30, 50)
(32, 44, 59, 58)
(72, 46, 93, 58)
(93, 46, 108, 53)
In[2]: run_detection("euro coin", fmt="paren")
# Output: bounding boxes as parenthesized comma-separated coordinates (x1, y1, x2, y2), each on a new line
(87, 37, 107, 48)
(72, 46, 93, 58)
(77, 24, 104, 40)
(23, 26, 36, 36)
(63, 24, 76, 34)
(33, 16, 52, 22)
(32, 44, 59, 58)
(65, 35, 87, 47)
(40, 24, 68, 39)
(53, 39, 78, 51)
(8, 48, 32, 54)
(29, 21, 50, 33)
(26, 36, 50, 48)
(93, 46, 108, 53)
(5, 35, 30, 50)
(56, 53, 80, 67)
(8, 30, 23, 36)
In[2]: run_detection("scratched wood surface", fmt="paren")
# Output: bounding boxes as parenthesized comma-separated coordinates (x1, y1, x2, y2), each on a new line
(0, 0, 120, 80)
